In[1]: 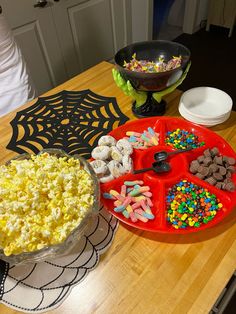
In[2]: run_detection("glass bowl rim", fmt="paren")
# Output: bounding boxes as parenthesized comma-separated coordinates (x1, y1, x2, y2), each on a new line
(0, 148, 100, 265)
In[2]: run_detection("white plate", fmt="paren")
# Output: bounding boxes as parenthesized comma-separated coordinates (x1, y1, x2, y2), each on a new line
(179, 87, 232, 119)
(179, 102, 230, 122)
(178, 103, 231, 127)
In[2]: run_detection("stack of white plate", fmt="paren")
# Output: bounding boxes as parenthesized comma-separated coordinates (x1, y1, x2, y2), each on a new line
(178, 87, 233, 127)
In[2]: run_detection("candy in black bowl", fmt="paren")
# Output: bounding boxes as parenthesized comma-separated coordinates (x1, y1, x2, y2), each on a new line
(114, 40, 191, 92)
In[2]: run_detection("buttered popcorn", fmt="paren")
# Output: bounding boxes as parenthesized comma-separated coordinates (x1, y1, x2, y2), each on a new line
(0, 153, 95, 256)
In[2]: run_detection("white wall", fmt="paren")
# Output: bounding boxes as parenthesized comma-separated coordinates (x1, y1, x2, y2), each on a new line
(183, 0, 209, 34)
(130, 0, 208, 42)
(168, 0, 185, 27)
(131, 0, 153, 42)
(196, 0, 209, 27)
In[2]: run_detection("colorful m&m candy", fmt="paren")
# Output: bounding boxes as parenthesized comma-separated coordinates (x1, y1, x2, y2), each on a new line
(167, 180, 224, 229)
(165, 129, 205, 150)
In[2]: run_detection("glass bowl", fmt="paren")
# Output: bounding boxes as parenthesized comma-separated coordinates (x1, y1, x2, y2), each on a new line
(0, 148, 100, 265)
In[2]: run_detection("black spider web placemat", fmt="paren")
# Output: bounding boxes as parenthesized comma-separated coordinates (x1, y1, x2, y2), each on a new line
(7, 90, 129, 159)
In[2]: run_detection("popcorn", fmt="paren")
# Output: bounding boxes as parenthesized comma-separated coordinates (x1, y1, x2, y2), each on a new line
(0, 153, 95, 256)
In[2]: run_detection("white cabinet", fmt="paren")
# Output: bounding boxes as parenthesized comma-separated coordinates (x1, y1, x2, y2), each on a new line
(1, 0, 68, 94)
(52, 0, 132, 74)
(1, 0, 132, 94)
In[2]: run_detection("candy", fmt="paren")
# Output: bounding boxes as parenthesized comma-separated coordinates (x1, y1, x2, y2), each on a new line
(122, 196, 132, 207)
(90, 159, 108, 177)
(125, 127, 159, 150)
(99, 173, 115, 183)
(140, 199, 150, 211)
(214, 156, 223, 165)
(114, 199, 122, 206)
(165, 128, 205, 150)
(103, 192, 115, 199)
(130, 211, 138, 222)
(110, 146, 123, 162)
(167, 180, 224, 229)
(122, 155, 133, 173)
(227, 157, 236, 166)
(122, 210, 130, 218)
(218, 166, 227, 176)
(141, 134, 150, 143)
(203, 148, 211, 157)
(116, 139, 133, 156)
(123, 53, 182, 73)
(146, 197, 154, 207)
(143, 212, 155, 220)
(135, 213, 149, 222)
(203, 157, 213, 166)
(142, 191, 153, 197)
(189, 147, 236, 192)
(126, 204, 133, 213)
(109, 190, 124, 201)
(205, 177, 217, 185)
(90, 134, 134, 183)
(98, 135, 117, 147)
(91, 145, 111, 160)
(114, 205, 126, 212)
(147, 127, 156, 136)
(128, 186, 150, 197)
(104, 180, 155, 223)
(121, 184, 127, 196)
(124, 180, 144, 186)
(131, 202, 142, 210)
(132, 196, 146, 202)
(224, 182, 235, 192)
(107, 160, 126, 178)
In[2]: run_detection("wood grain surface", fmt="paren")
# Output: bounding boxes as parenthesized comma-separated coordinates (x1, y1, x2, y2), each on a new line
(0, 62, 235, 314)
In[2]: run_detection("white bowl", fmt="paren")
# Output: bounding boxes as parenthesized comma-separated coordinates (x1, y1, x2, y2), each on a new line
(179, 87, 233, 119)
(178, 102, 231, 127)
(179, 102, 230, 122)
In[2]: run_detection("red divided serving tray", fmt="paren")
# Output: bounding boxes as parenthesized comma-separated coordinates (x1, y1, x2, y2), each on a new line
(100, 117, 236, 234)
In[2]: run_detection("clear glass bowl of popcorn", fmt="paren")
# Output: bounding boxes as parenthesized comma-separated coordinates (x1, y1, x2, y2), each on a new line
(0, 149, 100, 265)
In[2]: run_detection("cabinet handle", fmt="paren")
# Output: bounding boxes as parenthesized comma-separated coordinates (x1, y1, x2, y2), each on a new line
(34, 0, 48, 8)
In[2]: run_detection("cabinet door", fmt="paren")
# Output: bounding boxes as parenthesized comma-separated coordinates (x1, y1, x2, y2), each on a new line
(1, 0, 68, 95)
(52, 0, 132, 74)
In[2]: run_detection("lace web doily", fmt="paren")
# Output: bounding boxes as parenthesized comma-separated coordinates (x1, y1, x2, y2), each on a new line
(0, 206, 118, 313)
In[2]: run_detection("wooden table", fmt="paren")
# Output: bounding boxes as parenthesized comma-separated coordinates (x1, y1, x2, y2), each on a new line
(0, 62, 235, 314)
